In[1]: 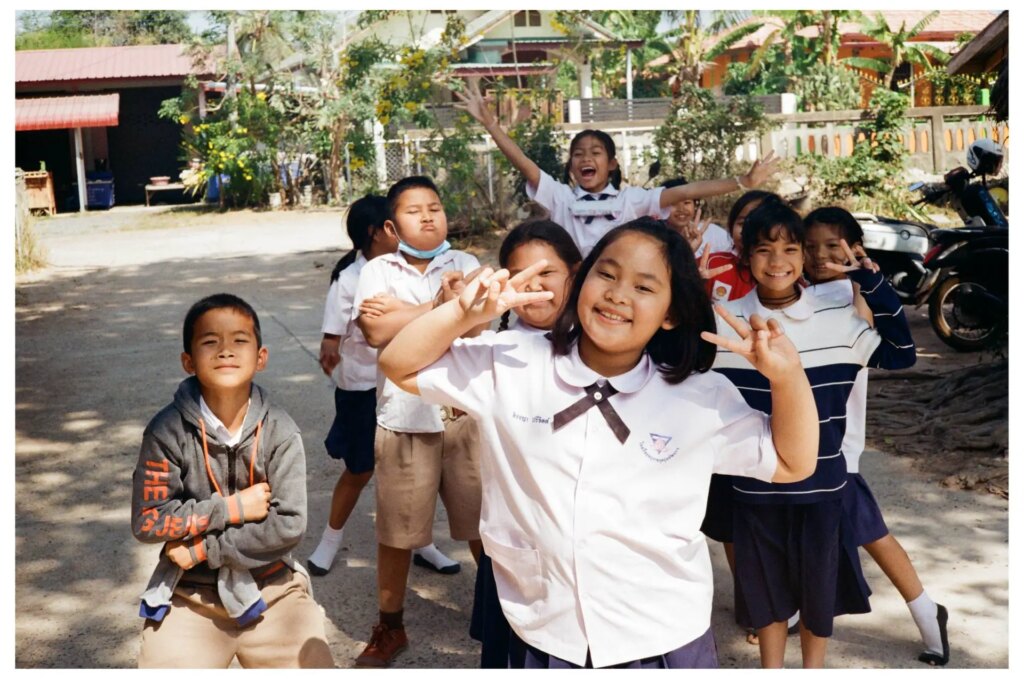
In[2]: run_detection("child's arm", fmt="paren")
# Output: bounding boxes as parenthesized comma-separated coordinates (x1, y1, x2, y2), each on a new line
(356, 296, 431, 348)
(658, 152, 781, 209)
(197, 427, 308, 571)
(319, 334, 341, 376)
(852, 285, 874, 326)
(319, 279, 345, 376)
(453, 78, 542, 192)
(131, 430, 268, 544)
(380, 262, 556, 394)
(829, 240, 916, 370)
(701, 305, 818, 483)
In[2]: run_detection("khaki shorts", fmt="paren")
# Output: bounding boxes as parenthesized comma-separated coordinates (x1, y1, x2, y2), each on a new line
(374, 416, 482, 549)
(138, 569, 334, 668)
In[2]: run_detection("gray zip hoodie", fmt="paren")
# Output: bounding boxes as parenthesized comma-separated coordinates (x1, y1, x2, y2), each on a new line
(131, 376, 308, 625)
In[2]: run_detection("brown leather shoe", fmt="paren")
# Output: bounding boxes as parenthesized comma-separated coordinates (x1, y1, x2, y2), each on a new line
(355, 624, 409, 667)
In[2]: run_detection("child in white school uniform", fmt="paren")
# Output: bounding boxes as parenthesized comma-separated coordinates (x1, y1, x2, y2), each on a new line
(470, 220, 583, 668)
(660, 177, 733, 257)
(379, 217, 821, 668)
(803, 206, 949, 666)
(306, 195, 459, 579)
(350, 175, 484, 667)
(712, 201, 917, 669)
(453, 78, 780, 256)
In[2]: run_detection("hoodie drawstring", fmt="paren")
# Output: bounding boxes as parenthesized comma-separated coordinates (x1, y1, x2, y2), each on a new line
(199, 418, 264, 496)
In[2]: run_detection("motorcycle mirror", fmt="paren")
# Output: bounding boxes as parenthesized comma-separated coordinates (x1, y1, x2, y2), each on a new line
(648, 160, 661, 181)
(908, 181, 925, 191)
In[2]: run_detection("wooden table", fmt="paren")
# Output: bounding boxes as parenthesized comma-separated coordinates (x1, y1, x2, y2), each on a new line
(24, 171, 56, 215)
(144, 182, 185, 206)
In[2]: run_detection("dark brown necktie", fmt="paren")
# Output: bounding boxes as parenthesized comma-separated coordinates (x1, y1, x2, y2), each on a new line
(580, 193, 615, 225)
(551, 381, 631, 444)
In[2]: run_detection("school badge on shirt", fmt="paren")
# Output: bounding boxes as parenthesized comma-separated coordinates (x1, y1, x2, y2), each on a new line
(640, 433, 679, 462)
(712, 281, 732, 302)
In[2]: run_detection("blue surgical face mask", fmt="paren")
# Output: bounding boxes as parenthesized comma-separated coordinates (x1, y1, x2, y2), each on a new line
(397, 238, 451, 260)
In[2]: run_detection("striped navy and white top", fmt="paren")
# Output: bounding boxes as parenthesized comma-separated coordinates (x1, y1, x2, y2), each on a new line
(805, 270, 917, 473)
(712, 269, 915, 504)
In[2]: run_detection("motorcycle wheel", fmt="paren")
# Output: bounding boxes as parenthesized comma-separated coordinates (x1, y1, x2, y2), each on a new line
(927, 276, 1006, 351)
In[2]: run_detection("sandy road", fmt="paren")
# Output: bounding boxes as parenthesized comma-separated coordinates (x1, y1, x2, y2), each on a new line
(14, 208, 1008, 668)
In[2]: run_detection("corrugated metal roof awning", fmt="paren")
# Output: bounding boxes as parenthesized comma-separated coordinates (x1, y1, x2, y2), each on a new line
(16, 94, 120, 132)
(16, 44, 206, 83)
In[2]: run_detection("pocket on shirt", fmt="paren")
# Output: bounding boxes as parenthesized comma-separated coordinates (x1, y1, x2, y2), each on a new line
(481, 535, 547, 614)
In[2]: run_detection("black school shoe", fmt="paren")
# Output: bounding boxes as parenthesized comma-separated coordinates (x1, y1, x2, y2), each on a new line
(917, 604, 951, 666)
(412, 553, 461, 575)
(306, 559, 330, 577)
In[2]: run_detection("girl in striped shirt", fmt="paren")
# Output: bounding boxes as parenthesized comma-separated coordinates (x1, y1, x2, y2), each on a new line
(711, 200, 915, 668)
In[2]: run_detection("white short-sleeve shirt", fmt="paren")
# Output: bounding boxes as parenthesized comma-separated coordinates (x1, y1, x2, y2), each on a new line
(417, 332, 777, 667)
(694, 222, 734, 257)
(353, 249, 480, 433)
(526, 171, 671, 257)
(321, 253, 378, 391)
(806, 278, 869, 472)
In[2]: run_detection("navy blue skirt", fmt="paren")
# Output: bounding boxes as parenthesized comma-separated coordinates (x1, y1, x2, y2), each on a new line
(323, 387, 377, 474)
(469, 549, 512, 668)
(700, 474, 734, 543)
(842, 473, 890, 546)
(732, 498, 871, 638)
(508, 627, 718, 669)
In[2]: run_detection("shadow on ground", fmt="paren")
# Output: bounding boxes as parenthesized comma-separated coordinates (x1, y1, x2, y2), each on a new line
(16, 249, 1008, 668)
(16, 250, 481, 668)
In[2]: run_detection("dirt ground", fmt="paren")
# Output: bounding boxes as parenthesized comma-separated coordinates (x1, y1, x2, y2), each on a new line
(14, 205, 1009, 668)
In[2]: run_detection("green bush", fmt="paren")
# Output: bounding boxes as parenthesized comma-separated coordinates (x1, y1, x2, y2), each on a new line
(792, 62, 863, 112)
(798, 89, 919, 217)
(653, 83, 770, 183)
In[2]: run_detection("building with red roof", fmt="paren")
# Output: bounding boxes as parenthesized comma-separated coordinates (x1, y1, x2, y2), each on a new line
(15, 44, 216, 211)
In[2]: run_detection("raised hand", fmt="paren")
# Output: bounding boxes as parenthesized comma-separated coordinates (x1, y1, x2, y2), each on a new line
(452, 77, 498, 130)
(742, 150, 781, 188)
(457, 260, 555, 324)
(824, 238, 881, 274)
(436, 267, 485, 307)
(697, 246, 734, 280)
(682, 206, 710, 254)
(700, 304, 802, 383)
(319, 335, 341, 376)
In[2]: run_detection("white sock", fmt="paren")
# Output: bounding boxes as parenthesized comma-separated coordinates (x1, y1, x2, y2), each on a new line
(907, 591, 943, 654)
(308, 525, 344, 571)
(788, 611, 800, 628)
(413, 543, 458, 570)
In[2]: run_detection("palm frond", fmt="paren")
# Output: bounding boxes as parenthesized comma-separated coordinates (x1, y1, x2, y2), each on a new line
(705, 22, 763, 61)
(842, 56, 890, 73)
(907, 10, 940, 37)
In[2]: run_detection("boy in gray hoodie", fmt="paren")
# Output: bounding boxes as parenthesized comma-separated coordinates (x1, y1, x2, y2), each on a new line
(131, 293, 334, 668)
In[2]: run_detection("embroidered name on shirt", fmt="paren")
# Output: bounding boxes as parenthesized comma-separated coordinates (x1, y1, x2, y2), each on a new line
(512, 412, 551, 425)
(640, 433, 679, 462)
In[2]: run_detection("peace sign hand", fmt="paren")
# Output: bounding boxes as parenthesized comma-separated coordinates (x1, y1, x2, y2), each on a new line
(824, 239, 881, 274)
(452, 77, 498, 130)
(457, 260, 555, 325)
(683, 206, 711, 254)
(741, 150, 781, 189)
(697, 246, 734, 280)
(700, 304, 802, 383)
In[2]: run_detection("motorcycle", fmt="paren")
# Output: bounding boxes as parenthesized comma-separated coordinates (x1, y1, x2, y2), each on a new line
(855, 211, 934, 301)
(854, 139, 1008, 308)
(905, 139, 1008, 351)
(921, 224, 1007, 351)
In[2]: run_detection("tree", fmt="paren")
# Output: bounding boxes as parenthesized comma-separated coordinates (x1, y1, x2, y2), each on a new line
(845, 11, 950, 89)
(654, 11, 762, 96)
(16, 10, 192, 49)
